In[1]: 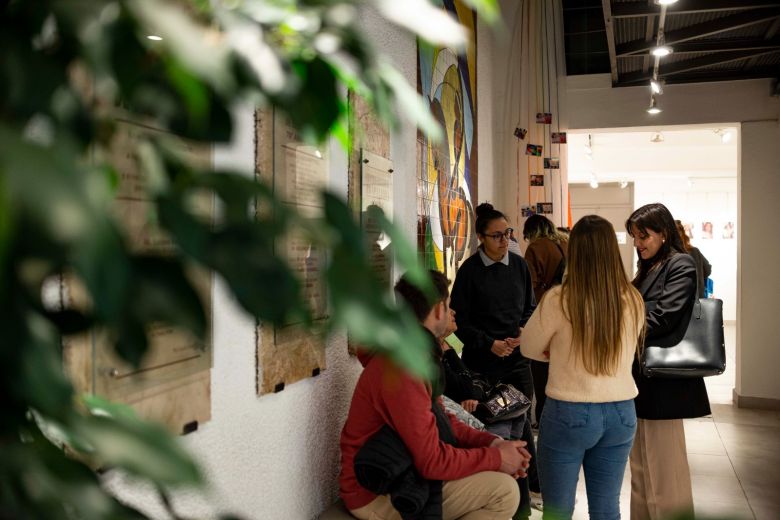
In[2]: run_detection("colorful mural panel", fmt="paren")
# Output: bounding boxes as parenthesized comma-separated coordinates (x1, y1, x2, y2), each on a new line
(416, 0, 478, 281)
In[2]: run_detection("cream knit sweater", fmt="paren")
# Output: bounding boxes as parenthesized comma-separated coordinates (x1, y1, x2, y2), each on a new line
(521, 286, 642, 403)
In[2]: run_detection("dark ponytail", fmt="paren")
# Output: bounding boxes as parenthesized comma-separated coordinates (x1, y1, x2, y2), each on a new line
(475, 202, 506, 236)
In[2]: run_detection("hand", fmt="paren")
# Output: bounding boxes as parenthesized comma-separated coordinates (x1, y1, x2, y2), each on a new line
(505, 336, 521, 349)
(493, 439, 531, 478)
(491, 340, 513, 357)
(461, 399, 478, 412)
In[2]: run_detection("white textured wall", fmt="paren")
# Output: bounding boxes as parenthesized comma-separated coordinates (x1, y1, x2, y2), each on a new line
(103, 5, 507, 519)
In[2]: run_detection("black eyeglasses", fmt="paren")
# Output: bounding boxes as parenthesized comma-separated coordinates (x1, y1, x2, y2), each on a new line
(484, 228, 513, 241)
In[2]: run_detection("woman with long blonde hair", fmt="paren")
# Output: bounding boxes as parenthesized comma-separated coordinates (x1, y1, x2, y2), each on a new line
(522, 215, 645, 519)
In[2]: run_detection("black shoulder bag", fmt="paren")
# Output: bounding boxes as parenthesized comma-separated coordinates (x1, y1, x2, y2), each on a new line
(641, 297, 726, 378)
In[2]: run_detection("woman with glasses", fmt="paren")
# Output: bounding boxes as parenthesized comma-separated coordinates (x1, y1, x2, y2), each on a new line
(450, 202, 537, 519)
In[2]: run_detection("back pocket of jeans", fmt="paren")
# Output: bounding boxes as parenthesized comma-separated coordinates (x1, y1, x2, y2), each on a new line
(613, 401, 637, 428)
(552, 400, 589, 428)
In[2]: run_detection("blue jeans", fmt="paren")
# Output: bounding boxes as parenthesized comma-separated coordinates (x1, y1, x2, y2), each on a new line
(538, 398, 636, 520)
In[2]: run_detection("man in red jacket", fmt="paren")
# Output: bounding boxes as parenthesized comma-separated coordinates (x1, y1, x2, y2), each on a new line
(339, 270, 531, 519)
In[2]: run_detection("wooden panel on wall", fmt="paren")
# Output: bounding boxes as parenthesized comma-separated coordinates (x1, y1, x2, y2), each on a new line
(254, 108, 328, 395)
(63, 120, 213, 435)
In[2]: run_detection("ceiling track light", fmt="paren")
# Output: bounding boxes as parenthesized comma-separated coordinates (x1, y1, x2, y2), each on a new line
(650, 132, 664, 143)
(652, 45, 672, 57)
(650, 79, 664, 94)
(647, 97, 662, 115)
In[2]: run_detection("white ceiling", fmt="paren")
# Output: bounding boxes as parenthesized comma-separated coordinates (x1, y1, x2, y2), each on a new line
(567, 127, 738, 184)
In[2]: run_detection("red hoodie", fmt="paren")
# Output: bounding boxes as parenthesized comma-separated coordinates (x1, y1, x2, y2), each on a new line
(338, 352, 501, 511)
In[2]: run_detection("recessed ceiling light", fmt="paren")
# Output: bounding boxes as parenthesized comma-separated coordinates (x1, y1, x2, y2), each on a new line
(146, 35, 163, 41)
(589, 178, 599, 189)
(652, 45, 672, 57)
(655, 0, 679, 5)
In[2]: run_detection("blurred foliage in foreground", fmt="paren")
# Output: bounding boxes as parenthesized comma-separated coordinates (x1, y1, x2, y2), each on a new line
(0, 0, 497, 517)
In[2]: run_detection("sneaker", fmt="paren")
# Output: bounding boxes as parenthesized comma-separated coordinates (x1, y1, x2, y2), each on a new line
(530, 491, 543, 512)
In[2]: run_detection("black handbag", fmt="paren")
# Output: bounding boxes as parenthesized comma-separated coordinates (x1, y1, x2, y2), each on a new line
(473, 383, 531, 424)
(641, 298, 726, 378)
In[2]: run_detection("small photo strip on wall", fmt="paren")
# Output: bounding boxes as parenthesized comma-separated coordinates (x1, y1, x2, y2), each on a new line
(722, 221, 734, 239)
(701, 221, 714, 239)
(536, 202, 553, 214)
(551, 132, 567, 144)
(543, 157, 560, 169)
(526, 144, 543, 156)
(530, 174, 544, 186)
(521, 205, 536, 217)
(536, 112, 552, 124)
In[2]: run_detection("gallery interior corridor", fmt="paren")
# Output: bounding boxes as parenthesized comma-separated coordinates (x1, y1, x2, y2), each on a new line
(530, 324, 780, 520)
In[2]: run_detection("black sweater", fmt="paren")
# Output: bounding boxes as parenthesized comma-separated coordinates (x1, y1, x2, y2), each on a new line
(450, 251, 536, 380)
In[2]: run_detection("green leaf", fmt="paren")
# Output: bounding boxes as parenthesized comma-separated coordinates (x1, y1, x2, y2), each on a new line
(366, 205, 434, 301)
(322, 192, 433, 379)
(78, 395, 202, 486)
(130, 255, 208, 341)
(0, 432, 147, 520)
(460, 0, 500, 25)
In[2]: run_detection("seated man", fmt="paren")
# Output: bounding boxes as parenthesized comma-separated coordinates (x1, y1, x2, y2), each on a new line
(339, 270, 531, 519)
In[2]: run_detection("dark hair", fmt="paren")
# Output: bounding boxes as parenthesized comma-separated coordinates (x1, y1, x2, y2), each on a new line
(475, 202, 506, 236)
(626, 203, 686, 283)
(394, 270, 449, 322)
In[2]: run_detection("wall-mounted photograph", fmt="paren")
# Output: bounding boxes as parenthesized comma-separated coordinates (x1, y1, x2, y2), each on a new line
(722, 221, 735, 239)
(551, 132, 567, 144)
(701, 221, 714, 239)
(526, 144, 543, 156)
(536, 112, 552, 124)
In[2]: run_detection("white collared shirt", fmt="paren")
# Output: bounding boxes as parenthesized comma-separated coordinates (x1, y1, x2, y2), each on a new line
(479, 248, 509, 266)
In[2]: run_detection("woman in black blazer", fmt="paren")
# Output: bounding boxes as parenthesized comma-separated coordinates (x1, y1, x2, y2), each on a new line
(626, 203, 711, 520)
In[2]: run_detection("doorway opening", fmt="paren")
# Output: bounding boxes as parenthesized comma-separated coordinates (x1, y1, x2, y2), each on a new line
(567, 125, 738, 405)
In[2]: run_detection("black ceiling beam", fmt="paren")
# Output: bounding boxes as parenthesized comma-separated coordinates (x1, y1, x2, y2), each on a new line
(612, 0, 780, 18)
(616, 68, 780, 86)
(616, 8, 780, 56)
(615, 37, 780, 55)
(601, 0, 619, 84)
(618, 49, 780, 84)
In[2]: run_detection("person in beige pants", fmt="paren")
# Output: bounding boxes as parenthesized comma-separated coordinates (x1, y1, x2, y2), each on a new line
(626, 203, 712, 520)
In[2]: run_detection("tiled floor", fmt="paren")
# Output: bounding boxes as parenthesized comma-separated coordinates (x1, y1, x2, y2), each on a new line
(531, 324, 780, 519)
